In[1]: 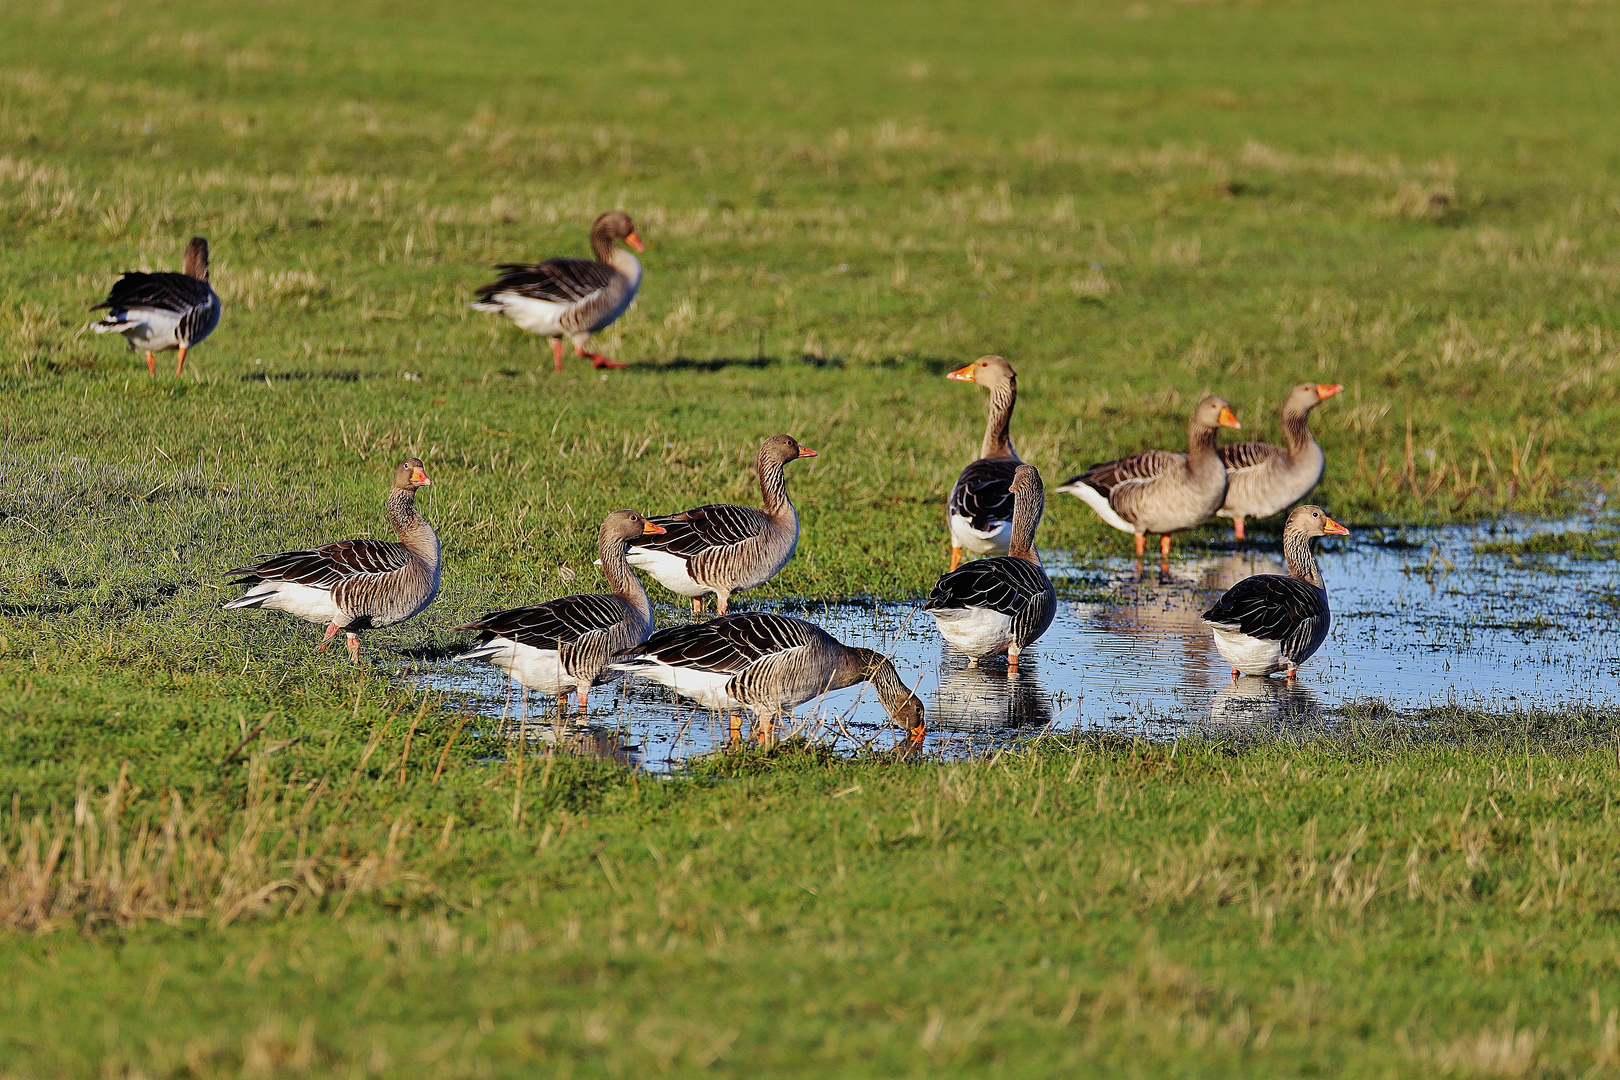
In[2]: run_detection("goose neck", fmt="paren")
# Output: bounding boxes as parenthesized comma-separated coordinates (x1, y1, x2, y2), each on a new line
(759, 455, 794, 518)
(1007, 485, 1045, 562)
(387, 488, 439, 566)
(1283, 532, 1325, 588)
(1281, 407, 1318, 455)
(605, 246, 643, 289)
(599, 537, 653, 616)
(979, 383, 1019, 461)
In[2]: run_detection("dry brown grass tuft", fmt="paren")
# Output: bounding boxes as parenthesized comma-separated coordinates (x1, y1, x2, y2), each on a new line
(0, 762, 430, 933)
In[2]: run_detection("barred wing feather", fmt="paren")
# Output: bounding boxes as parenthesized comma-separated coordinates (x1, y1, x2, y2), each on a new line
(628, 613, 824, 674)
(949, 459, 1020, 531)
(458, 593, 632, 649)
(637, 504, 772, 559)
(1218, 442, 1285, 474)
(475, 260, 617, 305)
(1067, 450, 1185, 497)
(93, 272, 213, 315)
(924, 557, 1047, 617)
(1202, 574, 1329, 658)
(227, 539, 409, 589)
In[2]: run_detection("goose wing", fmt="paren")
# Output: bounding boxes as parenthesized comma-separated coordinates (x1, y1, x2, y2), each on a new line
(227, 539, 409, 589)
(924, 557, 1047, 617)
(93, 271, 213, 315)
(1218, 441, 1285, 475)
(474, 259, 617, 305)
(1202, 575, 1327, 641)
(627, 613, 822, 674)
(636, 504, 772, 559)
(455, 593, 631, 648)
(949, 458, 1020, 530)
(1065, 450, 1184, 498)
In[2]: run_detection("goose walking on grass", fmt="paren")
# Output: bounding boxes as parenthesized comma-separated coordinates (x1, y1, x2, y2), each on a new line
(1201, 504, 1348, 680)
(612, 613, 925, 743)
(452, 511, 664, 716)
(225, 459, 440, 662)
(924, 464, 1055, 671)
(91, 236, 221, 376)
(1055, 395, 1242, 561)
(1218, 383, 1343, 540)
(946, 355, 1023, 571)
(471, 210, 645, 371)
(626, 434, 816, 615)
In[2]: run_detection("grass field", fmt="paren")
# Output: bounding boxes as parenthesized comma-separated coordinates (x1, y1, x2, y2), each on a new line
(4, 0, 1620, 1075)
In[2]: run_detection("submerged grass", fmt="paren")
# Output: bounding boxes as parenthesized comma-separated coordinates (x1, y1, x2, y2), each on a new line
(5, 0, 1620, 1074)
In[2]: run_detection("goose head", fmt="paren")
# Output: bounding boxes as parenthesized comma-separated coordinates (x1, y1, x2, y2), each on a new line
(1284, 382, 1343, 417)
(946, 354, 1017, 393)
(759, 433, 818, 467)
(392, 458, 432, 490)
(600, 509, 666, 546)
(1192, 395, 1242, 432)
(592, 210, 646, 255)
(183, 236, 210, 281)
(1285, 504, 1349, 538)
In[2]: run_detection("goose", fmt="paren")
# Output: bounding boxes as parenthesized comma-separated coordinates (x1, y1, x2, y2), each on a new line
(612, 612, 925, 742)
(91, 236, 222, 376)
(946, 355, 1022, 571)
(1055, 395, 1241, 560)
(225, 458, 440, 662)
(924, 464, 1056, 671)
(626, 434, 816, 615)
(1218, 383, 1343, 539)
(471, 210, 645, 371)
(452, 510, 664, 715)
(1201, 504, 1348, 679)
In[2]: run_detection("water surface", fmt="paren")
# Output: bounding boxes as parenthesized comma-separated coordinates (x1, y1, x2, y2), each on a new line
(416, 519, 1620, 771)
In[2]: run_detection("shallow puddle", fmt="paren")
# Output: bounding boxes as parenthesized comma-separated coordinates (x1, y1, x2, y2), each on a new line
(415, 518, 1620, 771)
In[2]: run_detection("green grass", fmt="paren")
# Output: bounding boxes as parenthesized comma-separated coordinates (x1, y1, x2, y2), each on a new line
(5, 0, 1620, 1075)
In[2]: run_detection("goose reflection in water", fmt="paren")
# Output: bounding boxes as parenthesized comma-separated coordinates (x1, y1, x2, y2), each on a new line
(1201, 677, 1324, 730)
(932, 655, 1054, 731)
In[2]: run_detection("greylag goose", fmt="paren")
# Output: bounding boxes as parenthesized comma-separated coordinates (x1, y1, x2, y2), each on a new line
(612, 612, 925, 741)
(1218, 383, 1343, 539)
(924, 464, 1056, 671)
(471, 210, 645, 371)
(452, 510, 664, 715)
(946, 355, 1022, 571)
(1055, 395, 1242, 560)
(224, 458, 440, 662)
(91, 236, 221, 376)
(626, 434, 816, 615)
(1201, 504, 1348, 679)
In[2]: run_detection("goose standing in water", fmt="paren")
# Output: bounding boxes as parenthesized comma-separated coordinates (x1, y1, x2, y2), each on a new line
(1218, 383, 1343, 540)
(924, 464, 1056, 671)
(1202, 504, 1348, 679)
(627, 434, 816, 614)
(453, 511, 664, 715)
(225, 459, 440, 662)
(946, 355, 1023, 571)
(471, 210, 644, 371)
(1055, 395, 1241, 561)
(613, 613, 925, 743)
(91, 236, 221, 376)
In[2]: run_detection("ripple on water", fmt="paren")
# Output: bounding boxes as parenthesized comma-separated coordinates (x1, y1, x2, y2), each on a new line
(414, 518, 1620, 772)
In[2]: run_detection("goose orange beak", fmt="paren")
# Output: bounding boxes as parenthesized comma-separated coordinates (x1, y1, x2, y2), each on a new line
(1323, 515, 1350, 536)
(1316, 383, 1344, 400)
(626, 231, 646, 253)
(797, 447, 818, 458)
(411, 468, 432, 486)
(642, 521, 666, 536)
(946, 363, 977, 382)
(1217, 407, 1241, 429)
